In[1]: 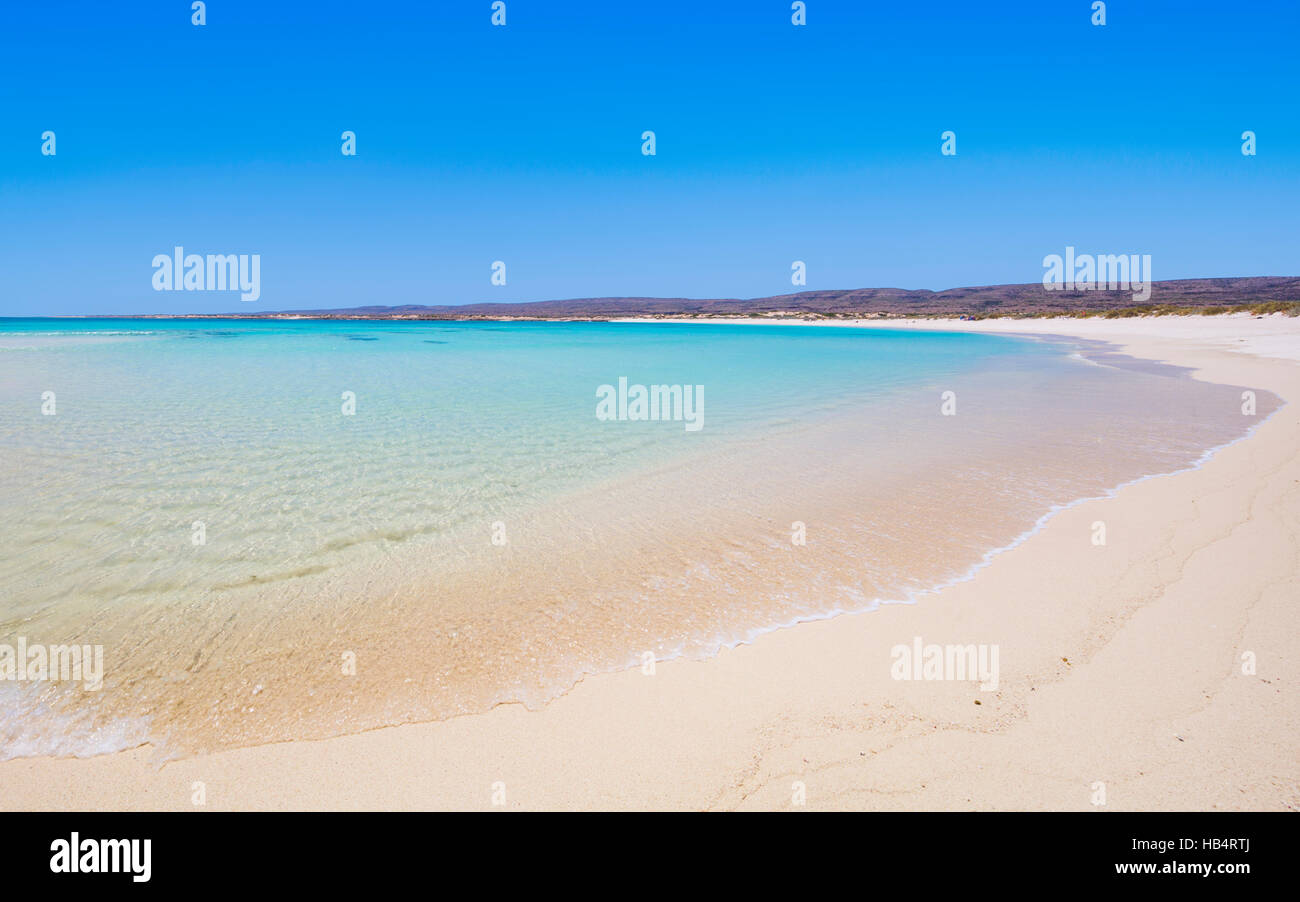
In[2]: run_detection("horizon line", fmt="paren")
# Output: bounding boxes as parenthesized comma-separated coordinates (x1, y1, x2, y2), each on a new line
(7, 274, 1300, 319)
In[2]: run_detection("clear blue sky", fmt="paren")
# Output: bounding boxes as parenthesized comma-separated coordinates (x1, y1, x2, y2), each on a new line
(1, 0, 1296, 315)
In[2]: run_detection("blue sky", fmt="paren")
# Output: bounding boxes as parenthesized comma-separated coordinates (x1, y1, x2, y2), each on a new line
(1, 0, 1296, 315)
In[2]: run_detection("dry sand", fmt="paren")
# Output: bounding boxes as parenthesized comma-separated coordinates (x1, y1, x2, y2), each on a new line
(2, 313, 1297, 811)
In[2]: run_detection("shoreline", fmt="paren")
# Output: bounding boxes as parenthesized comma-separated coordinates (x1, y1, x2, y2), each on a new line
(1, 314, 1297, 810)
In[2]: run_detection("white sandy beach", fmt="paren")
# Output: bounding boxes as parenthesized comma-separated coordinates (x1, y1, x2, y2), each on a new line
(1, 313, 1297, 811)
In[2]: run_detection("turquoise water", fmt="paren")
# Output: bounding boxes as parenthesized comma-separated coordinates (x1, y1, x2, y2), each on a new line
(0, 319, 1042, 612)
(0, 319, 1269, 759)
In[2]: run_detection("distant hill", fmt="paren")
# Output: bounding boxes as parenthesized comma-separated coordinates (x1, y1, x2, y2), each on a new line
(191, 276, 1300, 320)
